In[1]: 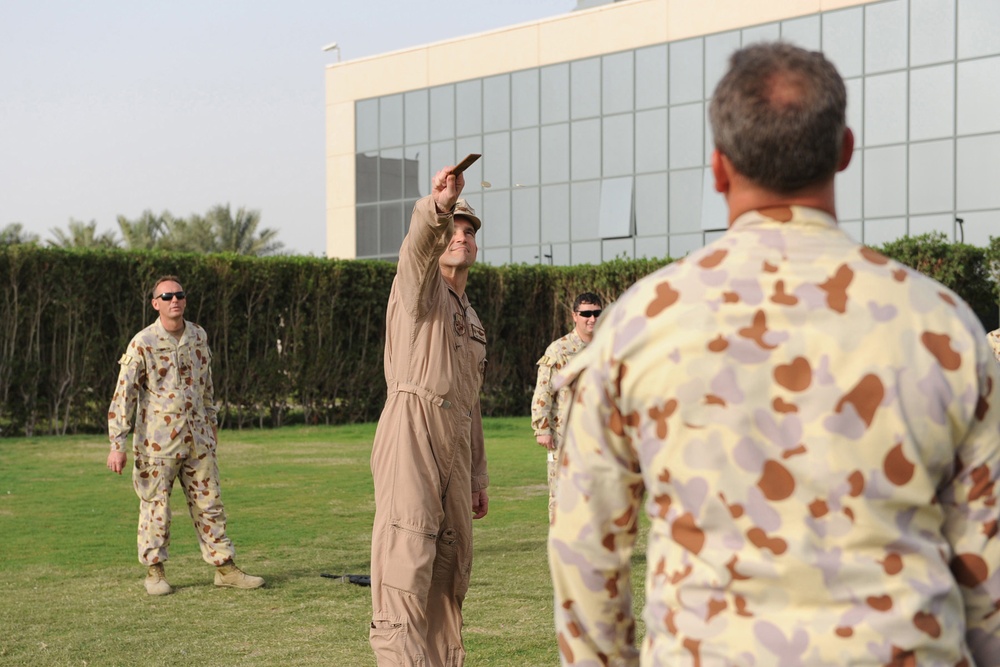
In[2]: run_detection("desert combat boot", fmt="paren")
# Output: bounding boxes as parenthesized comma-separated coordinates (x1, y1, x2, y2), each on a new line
(214, 560, 265, 589)
(145, 563, 172, 596)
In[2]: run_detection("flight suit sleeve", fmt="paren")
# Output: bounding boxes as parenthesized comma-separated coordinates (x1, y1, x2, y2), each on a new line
(548, 352, 643, 666)
(531, 354, 556, 436)
(471, 396, 489, 492)
(396, 195, 453, 319)
(108, 347, 144, 452)
(941, 339, 1000, 664)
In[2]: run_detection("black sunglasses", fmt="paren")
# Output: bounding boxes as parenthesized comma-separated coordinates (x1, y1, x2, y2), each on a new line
(155, 291, 187, 302)
(576, 309, 602, 319)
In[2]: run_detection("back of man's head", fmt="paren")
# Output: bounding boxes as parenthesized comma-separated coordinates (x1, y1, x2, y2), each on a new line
(709, 42, 847, 194)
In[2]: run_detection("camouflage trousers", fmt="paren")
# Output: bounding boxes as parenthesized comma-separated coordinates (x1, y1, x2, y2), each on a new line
(132, 440, 234, 567)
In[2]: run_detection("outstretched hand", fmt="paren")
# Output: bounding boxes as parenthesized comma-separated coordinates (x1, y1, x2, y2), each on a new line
(431, 165, 465, 214)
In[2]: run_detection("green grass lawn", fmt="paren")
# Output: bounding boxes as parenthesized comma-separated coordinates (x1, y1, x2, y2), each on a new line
(0, 417, 647, 666)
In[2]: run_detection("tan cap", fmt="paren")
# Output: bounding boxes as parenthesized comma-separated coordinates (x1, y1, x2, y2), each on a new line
(453, 199, 482, 232)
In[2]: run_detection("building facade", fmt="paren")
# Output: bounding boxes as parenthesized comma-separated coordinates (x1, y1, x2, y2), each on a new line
(325, 0, 1000, 263)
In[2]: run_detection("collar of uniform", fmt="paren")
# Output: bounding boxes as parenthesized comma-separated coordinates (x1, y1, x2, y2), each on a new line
(730, 206, 838, 232)
(153, 317, 189, 347)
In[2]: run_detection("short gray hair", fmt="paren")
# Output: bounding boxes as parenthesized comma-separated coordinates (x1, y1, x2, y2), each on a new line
(709, 42, 847, 193)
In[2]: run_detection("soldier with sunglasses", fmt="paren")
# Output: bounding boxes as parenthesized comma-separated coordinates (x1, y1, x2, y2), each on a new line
(530, 292, 603, 522)
(106, 275, 264, 595)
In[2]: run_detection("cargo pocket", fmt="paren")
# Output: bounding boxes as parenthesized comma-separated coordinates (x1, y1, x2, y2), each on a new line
(370, 618, 423, 666)
(446, 644, 465, 667)
(132, 457, 170, 503)
(383, 521, 438, 600)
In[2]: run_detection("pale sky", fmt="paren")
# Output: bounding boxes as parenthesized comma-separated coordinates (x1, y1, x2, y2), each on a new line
(0, 0, 577, 255)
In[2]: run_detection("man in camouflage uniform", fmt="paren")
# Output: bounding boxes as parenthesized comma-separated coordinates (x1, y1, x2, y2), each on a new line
(531, 292, 603, 522)
(549, 43, 1000, 666)
(107, 275, 264, 595)
(369, 165, 489, 667)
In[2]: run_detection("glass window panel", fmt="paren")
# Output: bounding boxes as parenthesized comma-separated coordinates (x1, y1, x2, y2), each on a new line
(636, 108, 668, 173)
(512, 127, 539, 186)
(909, 214, 954, 240)
(742, 24, 781, 46)
(911, 0, 955, 67)
(635, 172, 668, 237)
(700, 167, 727, 231)
(705, 32, 741, 100)
(863, 146, 907, 218)
(835, 150, 862, 221)
(704, 230, 726, 245)
(864, 72, 907, 146)
(430, 140, 456, 177)
(483, 190, 511, 248)
(512, 69, 539, 129)
(669, 103, 704, 169)
(356, 99, 379, 152)
(404, 90, 429, 145)
(865, 0, 907, 74)
(958, 0, 1000, 59)
(483, 132, 511, 189)
(483, 246, 510, 266)
(456, 136, 484, 194)
(403, 145, 428, 199)
(602, 114, 634, 177)
(669, 233, 703, 259)
(909, 140, 954, 214)
(541, 123, 570, 184)
(484, 75, 511, 132)
(356, 205, 378, 257)
(541, 184, 570, 244)
(571, 58, 601, 119)
(956, 133, 1000, 210)
(571, 119, 601, 181)
(599, 176, 633, 238)
(549, 243, 570, 266)
(635, 235, 668, 259)
(379, 148, 403, 201)
(862, 217, 907, 248)
(603, 238, 634, 261)
(512, 186, 540, 245)
(670, 39, 703, 104)
(430, 86, 455, 141)
(571, 180, 601, 240)
(781, 15, 821, 50)
(839, 220, 862, 242)
(602, 51, 634, 115)
(511, 245, 541, 265)
(380, 94, 403, 148)
(541, 63, 570, 124)
(635, 45, 668, 110)
(958, 57, 1000, 136)
(669, 169, 702, 234)
(356, 152, 379, 203)
(954, 209, 1000, 246)
(822, 8, 863, 79)
(846, 78, 863, 147)
(571, 241, 601, 265)
(910, 65, 954, 141)
(379, 202, 405, 255)
(456, 80, 483, 137)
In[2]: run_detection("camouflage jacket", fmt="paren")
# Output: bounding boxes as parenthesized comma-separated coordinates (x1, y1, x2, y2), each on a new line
(531, 330, 587, 441)
(990, 328, 1000, 363)
(108, 318, 218, 458)
(549, 207, 1000, 666)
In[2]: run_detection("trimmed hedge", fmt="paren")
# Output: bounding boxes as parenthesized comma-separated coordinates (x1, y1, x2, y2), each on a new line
(1, 233, 997, 436)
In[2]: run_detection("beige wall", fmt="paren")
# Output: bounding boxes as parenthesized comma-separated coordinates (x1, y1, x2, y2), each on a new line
(325, 0, 876, 258)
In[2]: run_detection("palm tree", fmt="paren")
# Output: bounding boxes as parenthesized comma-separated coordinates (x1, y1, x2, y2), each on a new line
(207, 205, 284, 256)
(0, 223, 40, 245)
(117, 210, 169, 250)
(48, 219, 119, 249)
(157, 213, 219, 253)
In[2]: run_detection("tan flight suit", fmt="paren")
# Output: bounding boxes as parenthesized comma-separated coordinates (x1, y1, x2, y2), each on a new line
(369, 195, 489, 667)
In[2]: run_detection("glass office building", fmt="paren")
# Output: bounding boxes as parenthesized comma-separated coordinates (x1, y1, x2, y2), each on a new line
(326, 0, 1000, 264)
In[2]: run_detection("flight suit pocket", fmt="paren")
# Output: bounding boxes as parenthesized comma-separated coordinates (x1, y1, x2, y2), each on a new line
(370, 618, 423, 667)
(384, 521, 438, 600)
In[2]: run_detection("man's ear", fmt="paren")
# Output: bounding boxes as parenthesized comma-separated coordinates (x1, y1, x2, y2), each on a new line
(837, 128, 854, 172)
(711, 149, 731, 194)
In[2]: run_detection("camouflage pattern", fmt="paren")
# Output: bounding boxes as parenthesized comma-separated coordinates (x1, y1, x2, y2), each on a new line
(109, 319, 232, 566)
(990, 328, 1000, 362)
(549, 207, 1000, 666)
(532, 330, 588, 521)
